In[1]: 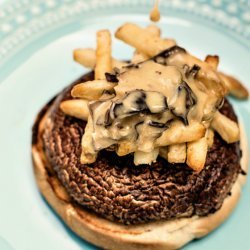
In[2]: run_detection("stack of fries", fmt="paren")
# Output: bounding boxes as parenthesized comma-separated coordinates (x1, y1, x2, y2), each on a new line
(60, 23, 248, 172)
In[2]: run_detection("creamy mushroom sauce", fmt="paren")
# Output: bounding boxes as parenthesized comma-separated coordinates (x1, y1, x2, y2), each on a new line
(82, 46, 226, 165)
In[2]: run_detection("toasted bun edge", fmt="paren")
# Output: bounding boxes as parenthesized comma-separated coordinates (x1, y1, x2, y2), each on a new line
(31, 109, 248, 250)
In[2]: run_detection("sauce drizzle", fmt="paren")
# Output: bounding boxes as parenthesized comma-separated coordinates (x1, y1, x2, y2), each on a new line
(150, 0, 161, 22)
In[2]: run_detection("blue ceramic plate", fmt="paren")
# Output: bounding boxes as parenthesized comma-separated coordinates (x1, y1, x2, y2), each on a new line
(0, 0, 249, 249)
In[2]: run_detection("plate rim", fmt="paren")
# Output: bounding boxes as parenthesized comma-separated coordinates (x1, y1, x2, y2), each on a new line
(0, 0, 249, 76)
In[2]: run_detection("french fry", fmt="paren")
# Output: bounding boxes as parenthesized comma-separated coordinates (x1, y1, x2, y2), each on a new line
(134, 148, 159, 165)
(115, 23, 175, 57)
(206, 129, 214, 148)
(80, 117, 97, 164)
(95, 30, 112, 80)
(131, 51, 148, 64)
(71, 80, 115, 100)
(155, 121, 206, 147)
(146, 24, 161, 37)
(187, 137, 208, 172)
(211, 111, 240, 143)
(73, 48, 96, 68)
(167, 143, 187, 163)
(219, 72, 249, 99)
(111, 58, 128, 69)
(131, 24, 161, 63)
(204, 55, 219, 70)
(60, 99, 89, 120)
(73, 48, 127, 69)
(116, 141, 137, 156)
(169, 53, 227, 98)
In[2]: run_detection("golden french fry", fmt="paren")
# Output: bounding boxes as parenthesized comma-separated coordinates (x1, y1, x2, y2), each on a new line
(73, 48, 127, 69)
(115, 23, 176, 57)
(95, 30, 112, 80)
(219, 72, 249, 99)
(60, 99, 89, 120)
(80, 117, 97, 164)
(155, 121, 206, 147)
(168, 53, 227, 98)
(206, 129, 214, 148)
(116, 141, 137, 156)
(112, 59, 128, 69)
(211, 111, 240, 143)
(131, 51, 148, 64)
(146, 24, 161, 36)
(73, 48, 96, 68)
(134, 148, 159, 165)
(204, 55, 219, 70)
(131, 25, 161, 63)
(167, 143, 187, 163)
(187, 137, 208, 172)
(159, 146, 168, 161)
(71, 80, 115, 100)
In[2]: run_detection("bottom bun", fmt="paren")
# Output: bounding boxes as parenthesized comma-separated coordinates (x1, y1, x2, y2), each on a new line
(32, 109, 248, 250)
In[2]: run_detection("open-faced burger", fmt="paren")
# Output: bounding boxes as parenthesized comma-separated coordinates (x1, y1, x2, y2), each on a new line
(32, 19, 248, 250)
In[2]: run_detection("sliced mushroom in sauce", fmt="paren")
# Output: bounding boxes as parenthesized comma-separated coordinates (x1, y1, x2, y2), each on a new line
(90, 101, 113, 127)
(169, 81, 197, 125)
(152, 45, 186, 66)
(186, 64, 201, 78)
(111, 90, 148, 119)
(105, 72, 119, 83)
(111, 90, 168, 119)
(145, 91, 168, 113)
(135, 120, 169, 152)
